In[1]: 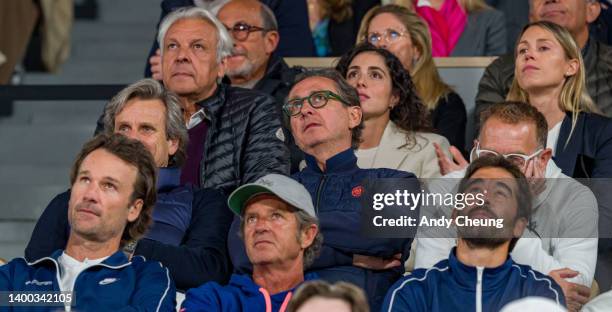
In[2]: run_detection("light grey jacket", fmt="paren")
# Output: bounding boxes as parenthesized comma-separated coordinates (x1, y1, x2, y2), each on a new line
(414, 160, 598, 286)
(451, 8, 508, 56)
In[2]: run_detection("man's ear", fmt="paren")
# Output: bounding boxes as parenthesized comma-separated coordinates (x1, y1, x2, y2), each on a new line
(539, 147, 553, 167)
(300, 224, 318, 249)
(348, 106, 363, 130)
(264, 31, 280, 55)
(586, 1, 602, 24)
(217, 57, 227, 79)
(167, 137, 179, 157)
(513, 217, 528, 238)
(127, 199, 144, 223)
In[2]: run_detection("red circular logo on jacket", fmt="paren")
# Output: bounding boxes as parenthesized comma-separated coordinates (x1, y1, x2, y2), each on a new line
(352, 186, 363, 197)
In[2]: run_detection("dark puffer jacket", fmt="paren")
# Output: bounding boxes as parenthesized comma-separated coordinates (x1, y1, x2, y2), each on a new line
(197, 83, 290, 193)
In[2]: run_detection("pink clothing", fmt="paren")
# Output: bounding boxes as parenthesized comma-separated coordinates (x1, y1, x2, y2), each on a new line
(415, 0, 467, 57)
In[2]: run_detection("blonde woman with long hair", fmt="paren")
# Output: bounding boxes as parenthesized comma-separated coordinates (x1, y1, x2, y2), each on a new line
(357, 4, 467, 151)
(507, 21, 612, 179)
(413, 0, 507, 56)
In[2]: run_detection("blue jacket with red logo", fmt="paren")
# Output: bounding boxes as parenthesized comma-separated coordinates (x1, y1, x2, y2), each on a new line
(227, 149, 416, 310)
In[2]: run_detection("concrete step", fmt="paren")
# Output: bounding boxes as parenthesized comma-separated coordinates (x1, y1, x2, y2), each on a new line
(0, 165, 71, 185)
(0, 184, 68, 220)
(0, 242, 29, 262)
(0, 124, 96, 165)
(4, 101, 105, 126)
(0, 221, 37, 243)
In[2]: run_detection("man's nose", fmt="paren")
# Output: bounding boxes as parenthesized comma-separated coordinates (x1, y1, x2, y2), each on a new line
(82, 182, 100, 203)
(176, 46, 190, 62)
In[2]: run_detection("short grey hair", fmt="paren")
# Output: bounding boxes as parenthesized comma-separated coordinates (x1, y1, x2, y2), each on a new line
(239, 204, 323, 270)
(295, 209, 323, 269)
(103, 79, 189, 167)
(157, 6, 233, 63)
(291, 69, 364, 149)
(260, 3, 278, 31)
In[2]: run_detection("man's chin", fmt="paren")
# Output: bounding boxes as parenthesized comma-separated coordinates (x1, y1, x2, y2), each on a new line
(462, 237, 509, 250)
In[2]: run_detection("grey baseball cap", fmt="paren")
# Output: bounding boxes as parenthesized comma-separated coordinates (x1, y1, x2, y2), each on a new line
(228, 174, 317, 218)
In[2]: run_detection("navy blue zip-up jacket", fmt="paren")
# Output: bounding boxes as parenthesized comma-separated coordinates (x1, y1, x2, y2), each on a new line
(227, 149, 416, 310)
(0, 249, 176, 311)
(382, 248, 565, 312)
(25, 168, 234, 291)
(181, 273, 317, 312)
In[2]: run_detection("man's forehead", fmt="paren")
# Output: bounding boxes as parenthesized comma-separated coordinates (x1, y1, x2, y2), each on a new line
(166, 18, 218, 41)
(244, 194, 291, 213)
(481, 119, 538, 148)
(218, 0, 262, 24)
(290, 77, 338, 98)
(80, 149, 137, 181)
(118, 98, 167, 119)
(468, 168, 518, 192)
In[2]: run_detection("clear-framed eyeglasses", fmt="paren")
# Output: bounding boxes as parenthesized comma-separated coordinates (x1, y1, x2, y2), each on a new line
(366, 29, 409, 45)
(471, 142, 544, 169)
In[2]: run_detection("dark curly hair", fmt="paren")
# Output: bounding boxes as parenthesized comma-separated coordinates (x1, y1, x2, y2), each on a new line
(335, 43, 432, 148)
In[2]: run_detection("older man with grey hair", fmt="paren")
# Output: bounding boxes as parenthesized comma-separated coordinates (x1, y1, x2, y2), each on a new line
(98, 7, 286, 193)
(27, 79, 235, 291)
(182, 173, 322, 311)
(158, 7, 289, 192)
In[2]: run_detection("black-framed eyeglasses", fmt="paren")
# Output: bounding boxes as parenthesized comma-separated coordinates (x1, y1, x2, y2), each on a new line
(226, 22, 267, 41)
(283, 90, 348, 117)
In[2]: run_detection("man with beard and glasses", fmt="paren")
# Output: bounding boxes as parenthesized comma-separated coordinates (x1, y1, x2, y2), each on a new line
(382, 156, 565, 312)
(216, 0, 305, 172)
(427, 102, 597, 311)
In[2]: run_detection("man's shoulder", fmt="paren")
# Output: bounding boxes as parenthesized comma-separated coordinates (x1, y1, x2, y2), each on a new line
(225, 85, 274, 103)
(390, 261, 451, 293)
(360, 167, 417, 179)
(128, 256, 171, 278)
(484, 52, 514, 73)
(595, 40, 612, 64)
(508, 261, 563, 296)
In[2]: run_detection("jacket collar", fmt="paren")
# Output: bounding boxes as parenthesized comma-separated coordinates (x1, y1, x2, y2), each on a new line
(448, 247, 514, 290)
(371, 122, 412, 169)
(28, 249, 132, 269)
(196, 82, 228, 119)
(304, 148, 358, 173)
(554, 112, 583, 176)
(157, 167, 181, 191)
(229, 272, 318, 296)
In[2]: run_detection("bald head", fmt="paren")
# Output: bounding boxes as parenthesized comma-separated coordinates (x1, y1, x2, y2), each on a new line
(217, 0, 279, 85)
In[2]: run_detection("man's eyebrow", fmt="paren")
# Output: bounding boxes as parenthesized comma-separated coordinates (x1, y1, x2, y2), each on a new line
(101, 176, 122, 187)
(77, 169, 90, 176)
(494, 180, 514, 195)
(464, 178, 484, 189)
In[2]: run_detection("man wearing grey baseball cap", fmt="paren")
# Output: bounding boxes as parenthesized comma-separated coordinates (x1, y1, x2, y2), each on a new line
(182, 174, 323, 312)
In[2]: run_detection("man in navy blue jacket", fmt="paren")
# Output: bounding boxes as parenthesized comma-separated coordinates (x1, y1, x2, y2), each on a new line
(25, 79, 234, 291)
(1, 134, 176, 311)
(182, 173, 321, 311)
(227, 69, 417, 311)
(382, 156, 565, 312)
